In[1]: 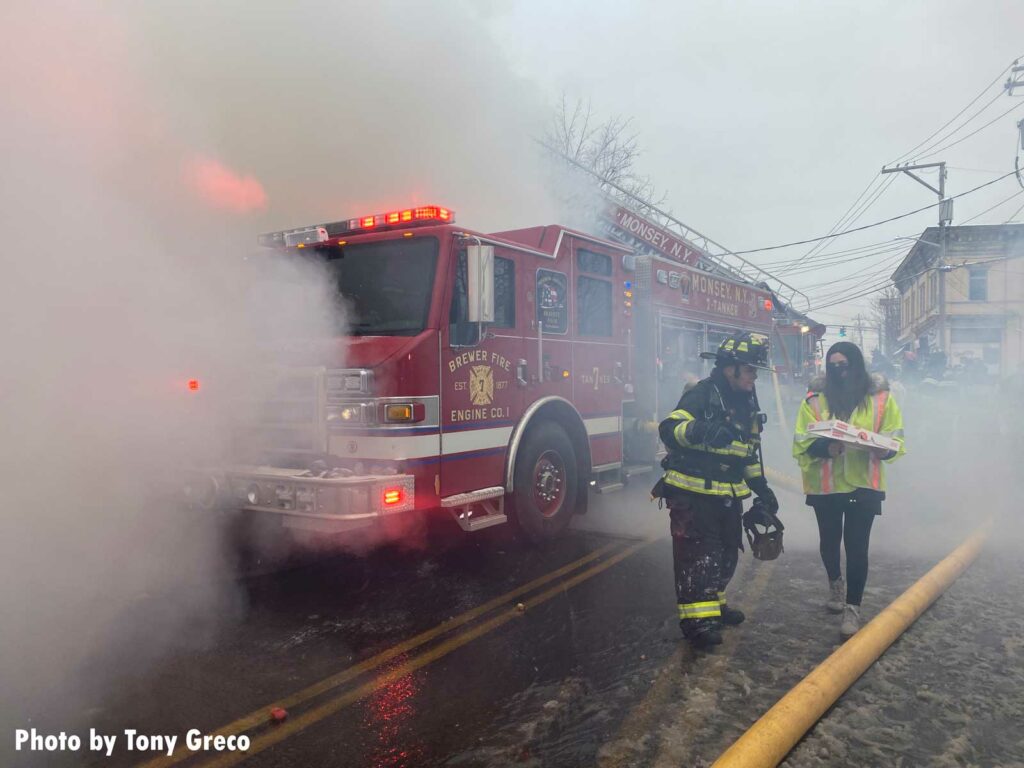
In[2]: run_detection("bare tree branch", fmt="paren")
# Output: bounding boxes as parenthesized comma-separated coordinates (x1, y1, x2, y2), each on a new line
(542, 94, 667, 210)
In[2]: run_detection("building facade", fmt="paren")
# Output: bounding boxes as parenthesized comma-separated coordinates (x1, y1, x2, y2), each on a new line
(892, 223, 1024, 376)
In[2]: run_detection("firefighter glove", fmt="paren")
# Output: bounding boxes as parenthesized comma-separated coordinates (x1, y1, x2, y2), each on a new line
(746, 477, 779, 516)
(686, 419, 739, 448)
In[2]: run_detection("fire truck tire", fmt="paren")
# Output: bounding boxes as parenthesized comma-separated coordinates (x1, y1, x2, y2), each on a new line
(512, 422, 578, 543)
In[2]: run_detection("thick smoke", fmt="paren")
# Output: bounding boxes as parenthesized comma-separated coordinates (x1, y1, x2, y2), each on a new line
(0, 0, 555, 746)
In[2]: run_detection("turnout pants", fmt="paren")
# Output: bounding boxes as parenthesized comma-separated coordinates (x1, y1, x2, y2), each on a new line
(668, 490, 743, 635)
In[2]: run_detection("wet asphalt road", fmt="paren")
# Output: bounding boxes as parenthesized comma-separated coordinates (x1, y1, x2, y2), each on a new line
(10, 464, 1024, 768)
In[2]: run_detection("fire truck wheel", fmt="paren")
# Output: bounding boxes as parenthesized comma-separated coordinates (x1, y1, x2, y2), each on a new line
(512, 422, 578, 543)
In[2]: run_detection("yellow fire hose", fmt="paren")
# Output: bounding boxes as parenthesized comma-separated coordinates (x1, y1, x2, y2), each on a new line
(712, 521, 991, 768)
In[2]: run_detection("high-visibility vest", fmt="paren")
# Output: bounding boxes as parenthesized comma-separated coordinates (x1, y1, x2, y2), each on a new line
(792, 381, 905, 495)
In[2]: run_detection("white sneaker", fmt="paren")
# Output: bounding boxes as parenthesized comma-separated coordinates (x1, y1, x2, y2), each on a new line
(827, 578, 845, 614)
(840, 604, 860, 638)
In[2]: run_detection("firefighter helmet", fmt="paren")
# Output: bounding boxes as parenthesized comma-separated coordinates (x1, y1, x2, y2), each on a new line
(743, 498, 785, 561)
(700, 331, 772, 371)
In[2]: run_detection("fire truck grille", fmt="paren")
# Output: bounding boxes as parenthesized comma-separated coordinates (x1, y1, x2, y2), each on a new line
(237, 369, 325, 457)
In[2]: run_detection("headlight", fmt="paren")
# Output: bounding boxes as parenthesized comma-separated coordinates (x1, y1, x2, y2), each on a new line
(245, 484, 260, 505)
(326, 403, 373, 424)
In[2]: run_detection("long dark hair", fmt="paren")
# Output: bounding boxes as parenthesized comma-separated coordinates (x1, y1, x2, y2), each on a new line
(824, 341, 870, 420)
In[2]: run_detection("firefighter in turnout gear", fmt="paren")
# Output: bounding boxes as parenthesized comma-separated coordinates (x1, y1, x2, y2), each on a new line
(652, 332, 779, 649)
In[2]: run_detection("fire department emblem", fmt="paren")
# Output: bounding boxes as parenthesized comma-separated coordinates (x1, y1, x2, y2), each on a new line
(469, 365, 494, 406)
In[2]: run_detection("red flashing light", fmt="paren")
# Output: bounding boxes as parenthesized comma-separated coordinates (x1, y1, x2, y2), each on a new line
(383, 487, 404, 506)
(763, 299, 774, 312)
(350, 206, 454, 233)
(258, 206, 456, 248)
(385, 206, 451, 225)
(187, 379, 200, 392)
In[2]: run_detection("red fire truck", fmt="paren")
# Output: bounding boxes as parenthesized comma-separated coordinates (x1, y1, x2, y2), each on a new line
(194, 204, 773, 544)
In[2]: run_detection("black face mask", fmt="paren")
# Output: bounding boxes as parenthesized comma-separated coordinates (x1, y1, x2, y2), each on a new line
(825, 361, 868, 420)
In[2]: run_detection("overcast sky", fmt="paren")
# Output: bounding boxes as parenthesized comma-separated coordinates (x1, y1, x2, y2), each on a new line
(5, 1, 1024, 348)
(483, 0, 1024, 343)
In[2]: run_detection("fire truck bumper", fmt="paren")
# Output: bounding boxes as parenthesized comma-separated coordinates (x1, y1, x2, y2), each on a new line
(183, 466, 416, 534)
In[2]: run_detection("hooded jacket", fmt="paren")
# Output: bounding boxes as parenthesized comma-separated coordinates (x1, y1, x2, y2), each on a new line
(793, 373, 905, 496)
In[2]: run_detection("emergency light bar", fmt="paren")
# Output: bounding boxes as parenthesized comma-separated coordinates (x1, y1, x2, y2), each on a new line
(258, 205, 454, 248)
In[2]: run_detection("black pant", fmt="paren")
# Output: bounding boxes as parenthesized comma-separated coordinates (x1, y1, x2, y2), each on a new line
(668, 491, 742, 630)
(812, 494, 879, 606)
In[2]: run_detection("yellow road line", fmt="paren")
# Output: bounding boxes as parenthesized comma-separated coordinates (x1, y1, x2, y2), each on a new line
(140, 539, 624, 768)
(198, 539, 654, 768)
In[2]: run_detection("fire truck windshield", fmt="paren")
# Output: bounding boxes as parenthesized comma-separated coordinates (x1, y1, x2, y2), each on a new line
(322, 237, 439, 336)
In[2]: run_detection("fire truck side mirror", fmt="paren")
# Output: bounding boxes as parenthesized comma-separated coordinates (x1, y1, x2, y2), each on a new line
(467, 245, 495, 324)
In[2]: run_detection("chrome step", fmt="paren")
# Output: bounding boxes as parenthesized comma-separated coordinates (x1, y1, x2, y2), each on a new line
(595, 481, 624, 494)
(446, 491, 508, 532)
(440, 486, 505, 508)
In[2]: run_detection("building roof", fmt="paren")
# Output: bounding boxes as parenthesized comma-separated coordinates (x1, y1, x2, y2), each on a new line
(891, 222, 1024, 289)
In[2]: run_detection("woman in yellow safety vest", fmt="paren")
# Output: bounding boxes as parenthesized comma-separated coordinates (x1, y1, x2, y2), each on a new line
(792, 341, 905, 639)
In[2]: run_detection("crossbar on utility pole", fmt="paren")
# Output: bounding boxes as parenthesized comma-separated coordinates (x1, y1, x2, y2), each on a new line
(882, 161, 951, 357)
(1005, 60, 1024, 96)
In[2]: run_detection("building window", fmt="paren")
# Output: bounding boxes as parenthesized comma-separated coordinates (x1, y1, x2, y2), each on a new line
(968, 266, 988, 301)
(577, 276, 612, 336)
(951, 327, 1001, 344)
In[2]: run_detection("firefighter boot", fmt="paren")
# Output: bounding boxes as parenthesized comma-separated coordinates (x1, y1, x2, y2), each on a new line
(682, 618, 723, 650)
(840, 604, 861, 639)
(718, 594, 745, 626)
(827, 577, 845, 614)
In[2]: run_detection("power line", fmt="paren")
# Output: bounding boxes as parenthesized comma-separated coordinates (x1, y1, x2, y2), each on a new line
(780, 174, 885, 272)
(776, 176, 899, 276)
(916, 98, 1024, 160)
(797, 251, 908, 293)
(757, 234, 908, 268)
(886, 57, 1017, 165)
(948, 166, 1009, 174)
(772, 59, 1021, 282)
(806, 254, 1017, 313)
(781, 242, 909, 278)
(907, 90, 1006, 160)
(960, 190, 1024, 224)
(1005, 199, 1024, 223)
(732, 169, 1019, 256)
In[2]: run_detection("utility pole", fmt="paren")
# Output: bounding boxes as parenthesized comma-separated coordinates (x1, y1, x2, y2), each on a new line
(881, 161, 952, 355)
(854, 313, 865, 349)
(1005, 58, 1024, 96)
